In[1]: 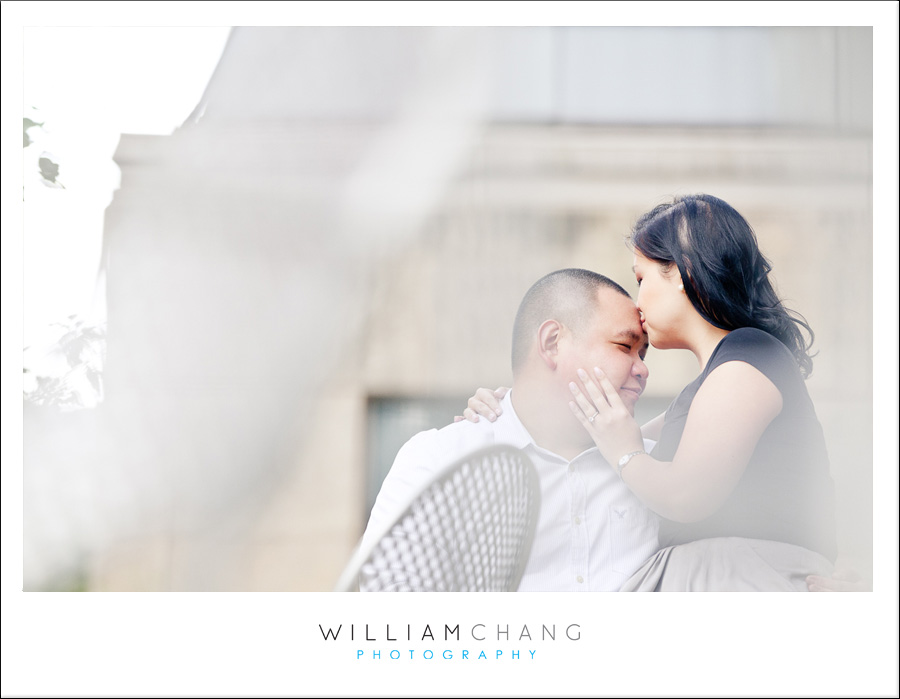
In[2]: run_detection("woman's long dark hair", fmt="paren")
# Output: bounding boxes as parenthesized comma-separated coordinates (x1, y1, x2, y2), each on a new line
(630, 194, 815, 378)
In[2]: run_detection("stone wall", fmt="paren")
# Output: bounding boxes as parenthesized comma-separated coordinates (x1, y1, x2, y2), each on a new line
(83, 123, 871, 590)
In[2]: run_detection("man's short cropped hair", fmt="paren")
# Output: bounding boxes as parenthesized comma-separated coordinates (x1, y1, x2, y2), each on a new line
(510, 269, 631, 374)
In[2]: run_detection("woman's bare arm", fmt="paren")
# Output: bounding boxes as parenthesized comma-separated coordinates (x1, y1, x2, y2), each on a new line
(570, 362, 782, 523)
(640, 412, 666, 441)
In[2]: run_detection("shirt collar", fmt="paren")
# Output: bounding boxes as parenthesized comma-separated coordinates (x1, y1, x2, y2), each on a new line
(498, 388, 605, 465)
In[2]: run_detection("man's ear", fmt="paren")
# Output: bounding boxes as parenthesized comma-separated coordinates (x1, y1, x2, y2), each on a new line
(537, 319, 563, 370)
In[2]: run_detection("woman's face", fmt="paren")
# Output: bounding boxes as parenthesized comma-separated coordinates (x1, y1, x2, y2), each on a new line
(633, 249, 692, 349)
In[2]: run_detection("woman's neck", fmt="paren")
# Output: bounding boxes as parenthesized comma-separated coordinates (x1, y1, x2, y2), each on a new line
(689, 323, 731, 370)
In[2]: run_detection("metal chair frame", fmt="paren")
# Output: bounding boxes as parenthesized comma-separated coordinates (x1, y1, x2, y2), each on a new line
(334, 445, 540, 592)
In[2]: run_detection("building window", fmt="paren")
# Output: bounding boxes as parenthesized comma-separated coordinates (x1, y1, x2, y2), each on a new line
(365, 395, 466, 520)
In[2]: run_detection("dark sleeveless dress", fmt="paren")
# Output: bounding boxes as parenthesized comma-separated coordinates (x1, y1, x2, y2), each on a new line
(621, 328, 837, 591)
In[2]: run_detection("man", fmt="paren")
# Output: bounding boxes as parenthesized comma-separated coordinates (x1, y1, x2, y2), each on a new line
(361, 269, 659, 590)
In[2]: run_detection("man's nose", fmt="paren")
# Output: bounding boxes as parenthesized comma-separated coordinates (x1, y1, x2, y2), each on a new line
(634, 357, 649, 382)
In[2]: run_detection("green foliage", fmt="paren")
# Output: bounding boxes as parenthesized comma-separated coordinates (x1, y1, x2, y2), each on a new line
(24, 315, 106, 410)
(23, 116, 43, 147)
(23, 112, 96, 406)
(38, 156, 63, 186)
(32, 567, 90, 592)
(23, 113, 63, 187)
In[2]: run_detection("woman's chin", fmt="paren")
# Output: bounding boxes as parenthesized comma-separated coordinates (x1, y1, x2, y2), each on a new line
(647, 332, 673, 351)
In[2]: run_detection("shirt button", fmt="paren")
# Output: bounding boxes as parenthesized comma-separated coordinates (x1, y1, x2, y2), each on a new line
(576, 576, 584, 584)
(574, 516, 582, 525)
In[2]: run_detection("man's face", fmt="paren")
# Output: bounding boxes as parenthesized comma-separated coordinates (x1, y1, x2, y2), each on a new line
(560, 287, 649, 416)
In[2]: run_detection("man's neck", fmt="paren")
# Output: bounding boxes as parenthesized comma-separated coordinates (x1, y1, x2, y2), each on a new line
(509, 379, 594, 462)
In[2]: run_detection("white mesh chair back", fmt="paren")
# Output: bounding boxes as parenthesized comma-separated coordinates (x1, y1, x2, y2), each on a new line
(335, 445, 540, 592)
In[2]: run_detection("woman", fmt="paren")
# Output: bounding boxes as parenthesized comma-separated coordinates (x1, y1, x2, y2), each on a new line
(465, 194, 838, 591)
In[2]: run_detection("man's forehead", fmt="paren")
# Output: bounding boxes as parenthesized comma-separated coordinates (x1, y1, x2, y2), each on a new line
(593, 288, 646, 336)
(596, 286, 639, 314)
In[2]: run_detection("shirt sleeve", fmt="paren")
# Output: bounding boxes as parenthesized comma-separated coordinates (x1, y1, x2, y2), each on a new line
(360, 429, 445, 552)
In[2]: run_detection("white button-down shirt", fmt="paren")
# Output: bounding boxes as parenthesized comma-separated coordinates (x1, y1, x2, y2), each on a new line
(362, 392, 659, 591)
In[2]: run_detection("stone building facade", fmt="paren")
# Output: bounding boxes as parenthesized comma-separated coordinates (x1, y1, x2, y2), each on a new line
(32, 27, 872, 591)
